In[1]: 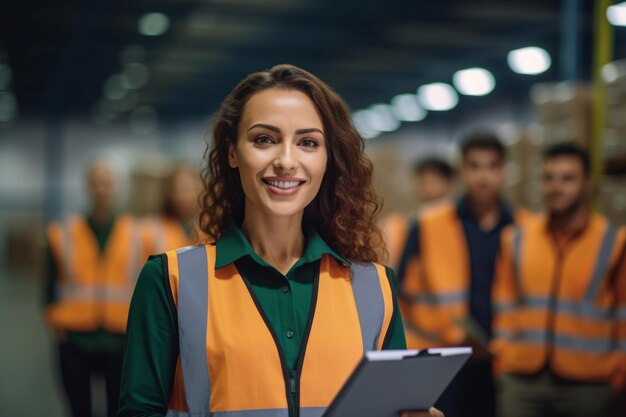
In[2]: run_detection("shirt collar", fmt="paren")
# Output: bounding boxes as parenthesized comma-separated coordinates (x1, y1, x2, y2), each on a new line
(215, 220, 348, 269)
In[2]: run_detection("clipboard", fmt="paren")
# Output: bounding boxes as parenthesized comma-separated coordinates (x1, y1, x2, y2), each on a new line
(323, 347, 472, 417)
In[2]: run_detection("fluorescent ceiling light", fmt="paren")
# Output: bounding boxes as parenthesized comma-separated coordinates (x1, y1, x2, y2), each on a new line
(390, 94, 427, 122)
(418, 83, 459, 111)
(453, 68, 495, 96)
(607, 2, 626, 26)
(368, 104, 401, 132)
(507, 46, 551, 75)
(139, 12, 170, 36)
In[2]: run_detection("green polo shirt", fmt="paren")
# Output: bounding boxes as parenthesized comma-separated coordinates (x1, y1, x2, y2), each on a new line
(44, 215, 125, 353)
(117, 222, 406, 417)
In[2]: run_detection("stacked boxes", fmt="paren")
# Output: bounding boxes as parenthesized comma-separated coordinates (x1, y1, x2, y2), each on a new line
(601, 59, 626, 224)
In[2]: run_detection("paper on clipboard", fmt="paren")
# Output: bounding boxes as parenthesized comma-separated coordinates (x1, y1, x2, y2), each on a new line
(323, 347, 472, 417)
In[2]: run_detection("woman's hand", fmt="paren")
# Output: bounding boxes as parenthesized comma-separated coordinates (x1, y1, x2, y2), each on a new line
(400, 407, 444, 417)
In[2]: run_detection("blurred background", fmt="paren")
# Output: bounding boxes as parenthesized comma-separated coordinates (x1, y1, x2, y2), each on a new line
(1, 0, 626, 416)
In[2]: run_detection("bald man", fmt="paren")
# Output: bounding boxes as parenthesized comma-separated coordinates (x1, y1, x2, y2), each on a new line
(44, 160, 144, 417)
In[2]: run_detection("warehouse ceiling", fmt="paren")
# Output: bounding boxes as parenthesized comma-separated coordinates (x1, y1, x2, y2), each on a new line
(0, 0, 603, 122)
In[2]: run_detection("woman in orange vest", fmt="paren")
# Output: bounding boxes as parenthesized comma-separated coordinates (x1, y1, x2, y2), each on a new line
(117, 65, 443, 417)
(143, 165, 203, 255)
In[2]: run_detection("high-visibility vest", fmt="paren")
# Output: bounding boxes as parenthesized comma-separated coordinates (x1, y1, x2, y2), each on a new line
(380, 212, 409, 268)
(45, 215, 143, 333)
(164, 245, 394, 417)
(400, 202, 529, 348)
(144, 217, 198, 255)
(491, 213, 626, 381)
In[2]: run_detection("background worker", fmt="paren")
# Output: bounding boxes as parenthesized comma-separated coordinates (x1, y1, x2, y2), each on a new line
(491, 143, 626, 417)
(143, 165, 203, 255)
(413, 157, 456, 206)
(44, 160, 144, 417)
(397, 132, 529, 417)
(380, 156, 455, 269)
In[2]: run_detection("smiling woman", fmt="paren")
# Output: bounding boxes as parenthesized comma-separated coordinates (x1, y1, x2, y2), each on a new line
(117, 64, 442, 417)
(200, 64, 384, 264)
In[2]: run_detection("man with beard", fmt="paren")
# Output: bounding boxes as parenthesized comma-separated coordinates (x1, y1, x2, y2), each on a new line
(491, 142, 626, 417)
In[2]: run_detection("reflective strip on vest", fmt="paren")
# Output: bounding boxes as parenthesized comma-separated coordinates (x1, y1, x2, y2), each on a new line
(170, 247, 386, 416)
(400, 291, 467, 305)
(127, 219, 141, 285)
(494, 297, 615, 321)
(57, 284, 133, 302)
(495, 330, 615, 353)
(512, 227, 524, 301)
(176, 246, 211, 414)
(350, 262, 384, 350)
(583, 224, 619, 302)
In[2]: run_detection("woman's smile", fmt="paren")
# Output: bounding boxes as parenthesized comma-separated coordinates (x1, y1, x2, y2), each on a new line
(262, 176, 307, 196)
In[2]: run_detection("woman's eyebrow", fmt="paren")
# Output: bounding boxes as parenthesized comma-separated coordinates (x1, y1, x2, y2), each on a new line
(295, 128, 324, 136)
(247, 124, 324, 136)
(247, 123, 280, 133)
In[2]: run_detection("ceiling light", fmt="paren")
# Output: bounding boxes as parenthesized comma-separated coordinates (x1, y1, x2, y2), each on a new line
(368, 104, 401, 132)
(138, 12, 170, 36)
(352, 110, 381, 140)
(507, 47, 551, 75)
(390, 94, 427, 122)
(418, 83, 459, 111)
(607, 2, 626, 26)
(453, 68, 495, 96)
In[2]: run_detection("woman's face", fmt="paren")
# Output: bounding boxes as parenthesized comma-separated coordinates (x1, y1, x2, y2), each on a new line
(229, 88, 327, 220)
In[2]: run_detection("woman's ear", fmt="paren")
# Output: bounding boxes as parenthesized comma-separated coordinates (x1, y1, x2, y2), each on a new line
(228, 143, 238, 168)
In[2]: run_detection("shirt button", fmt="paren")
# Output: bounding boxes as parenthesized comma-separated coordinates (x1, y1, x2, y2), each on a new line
(281, 286, 289, 293)
(286, 330, 294, 339)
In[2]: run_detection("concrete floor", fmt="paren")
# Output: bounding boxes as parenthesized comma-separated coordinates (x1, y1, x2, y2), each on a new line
(1, 266, 66, 417)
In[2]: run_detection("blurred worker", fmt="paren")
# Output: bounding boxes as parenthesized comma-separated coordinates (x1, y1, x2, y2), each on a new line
(397, 132, 529, 417)
(414, 157, 456, 206)
(491, 143, 626, 417)
(380, 157, 455, 268)
(143, 165, 203, 255)
(44, 160, 144, 417)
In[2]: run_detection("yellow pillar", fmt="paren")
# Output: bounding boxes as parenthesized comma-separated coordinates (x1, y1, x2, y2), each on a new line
(591, 0, 613, 207)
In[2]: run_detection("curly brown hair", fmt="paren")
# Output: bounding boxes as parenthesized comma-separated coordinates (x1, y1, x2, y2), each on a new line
(199, 64, 385, 263)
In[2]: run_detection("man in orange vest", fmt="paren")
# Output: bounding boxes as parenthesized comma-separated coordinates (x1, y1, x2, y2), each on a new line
(491, 142, 626, 417)
(44, 160, 144, 417)
(397, 132, 527, 417)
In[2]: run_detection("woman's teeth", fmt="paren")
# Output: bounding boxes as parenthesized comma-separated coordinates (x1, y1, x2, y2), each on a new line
(265, 180, 301, 189)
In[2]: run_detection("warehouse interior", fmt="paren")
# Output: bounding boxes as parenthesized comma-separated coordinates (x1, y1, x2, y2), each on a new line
(1, 1, 626, 416)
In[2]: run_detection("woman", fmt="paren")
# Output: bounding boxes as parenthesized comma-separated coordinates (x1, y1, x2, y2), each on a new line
(117, 64, 443, 417)
(143, 165, 203, 255)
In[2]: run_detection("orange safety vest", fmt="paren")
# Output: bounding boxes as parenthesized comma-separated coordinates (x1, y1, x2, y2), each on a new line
(164, 245, 394, 417)
(400, 202, 530, 349)
(380, 212, 409, 268)
(45, 215, 143, 333)
(491, 214, 626, 381)
(144, 217, 198, 255)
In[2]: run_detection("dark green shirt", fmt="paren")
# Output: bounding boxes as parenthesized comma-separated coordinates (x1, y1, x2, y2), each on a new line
(117, 223, 406, 417)
(45, 215, 125, 353)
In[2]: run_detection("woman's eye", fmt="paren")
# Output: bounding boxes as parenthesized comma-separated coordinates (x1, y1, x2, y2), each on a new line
(254, 135, 274, 145)
(299, 138, 319, 148)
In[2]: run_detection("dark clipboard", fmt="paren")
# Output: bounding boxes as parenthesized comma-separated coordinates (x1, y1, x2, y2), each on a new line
(322, 348, 472, 417)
